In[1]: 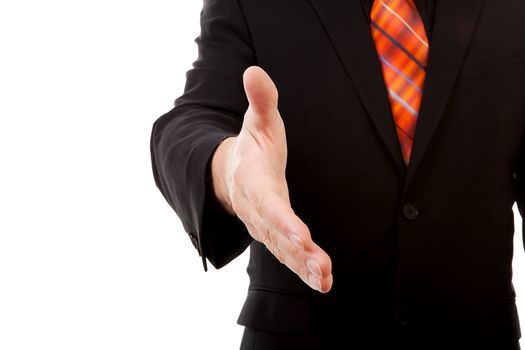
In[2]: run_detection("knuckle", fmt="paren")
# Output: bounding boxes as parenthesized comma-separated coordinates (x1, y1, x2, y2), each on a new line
(288, 245, 300, 260)
(299, 232, 314, 251)
(273, 248, 286, 264)
(301, 226, 313, 242)
(262, 226, 274, 246)
(244, 221, 257, 237)
(296, 265, 309, 284)
(261, 233, 269, 246)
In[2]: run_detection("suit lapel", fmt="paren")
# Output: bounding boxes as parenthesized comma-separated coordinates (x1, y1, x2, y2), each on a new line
(308, 0, 407, 175)
(308, 0, 484, 188)
(403, 0, 484, 190)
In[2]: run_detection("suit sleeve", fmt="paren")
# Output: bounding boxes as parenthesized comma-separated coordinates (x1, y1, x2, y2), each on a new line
(514, 148, 525, 252)
(150, 0, 254, 271)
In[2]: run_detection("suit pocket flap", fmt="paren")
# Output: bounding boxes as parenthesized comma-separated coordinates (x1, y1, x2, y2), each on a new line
(237, 288, 311, 335)
(457, 54, 524, 79)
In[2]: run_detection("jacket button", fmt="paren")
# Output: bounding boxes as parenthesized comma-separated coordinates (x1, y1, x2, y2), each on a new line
(395, 307, 412, 326)
(402, 203, 419, 221)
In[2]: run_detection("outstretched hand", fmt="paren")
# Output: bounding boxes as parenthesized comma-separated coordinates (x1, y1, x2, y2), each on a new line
(211, 66, 333, 293)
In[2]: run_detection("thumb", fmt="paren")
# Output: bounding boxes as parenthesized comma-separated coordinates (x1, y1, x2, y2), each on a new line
(243, 66, 279, 127)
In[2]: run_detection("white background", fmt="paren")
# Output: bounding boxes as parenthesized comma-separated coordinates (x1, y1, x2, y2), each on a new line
(0, 1, 524, 349)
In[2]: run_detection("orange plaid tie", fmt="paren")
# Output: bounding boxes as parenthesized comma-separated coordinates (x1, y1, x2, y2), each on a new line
(370, 0, 429, 166)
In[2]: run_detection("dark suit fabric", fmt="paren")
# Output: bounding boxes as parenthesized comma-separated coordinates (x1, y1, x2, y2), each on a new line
(150, 0, 525, 348)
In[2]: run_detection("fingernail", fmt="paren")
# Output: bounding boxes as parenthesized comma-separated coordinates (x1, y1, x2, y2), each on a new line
(288, 233, 304, 250)
(306, 259, 322, 278)
(308, 274, 322, 292)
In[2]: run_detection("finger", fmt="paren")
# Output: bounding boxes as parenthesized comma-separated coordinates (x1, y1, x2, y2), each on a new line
(273, 235, 333, 293)
(251, 214, 319, 291)
(233, 181, 333, 293)
(269, 237, 333, 293)
(256, 193, 333, 292)
(253, 191, 333, 277)
(246, 204, 333, 293)
(308, 241, 333, 290)
(254, 191, 313, 252)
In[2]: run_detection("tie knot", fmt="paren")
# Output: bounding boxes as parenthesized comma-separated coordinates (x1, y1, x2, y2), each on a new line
(372, 0, 417, 10)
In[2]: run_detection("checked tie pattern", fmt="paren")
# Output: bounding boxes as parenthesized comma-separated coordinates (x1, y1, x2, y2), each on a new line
(370, 0, 429, 166)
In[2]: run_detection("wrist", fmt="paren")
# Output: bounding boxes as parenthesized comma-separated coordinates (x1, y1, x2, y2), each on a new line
(211, 136, 237, 216)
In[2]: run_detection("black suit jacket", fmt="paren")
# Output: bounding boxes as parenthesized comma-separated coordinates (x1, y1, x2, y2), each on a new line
(150, 0, 525, 348)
